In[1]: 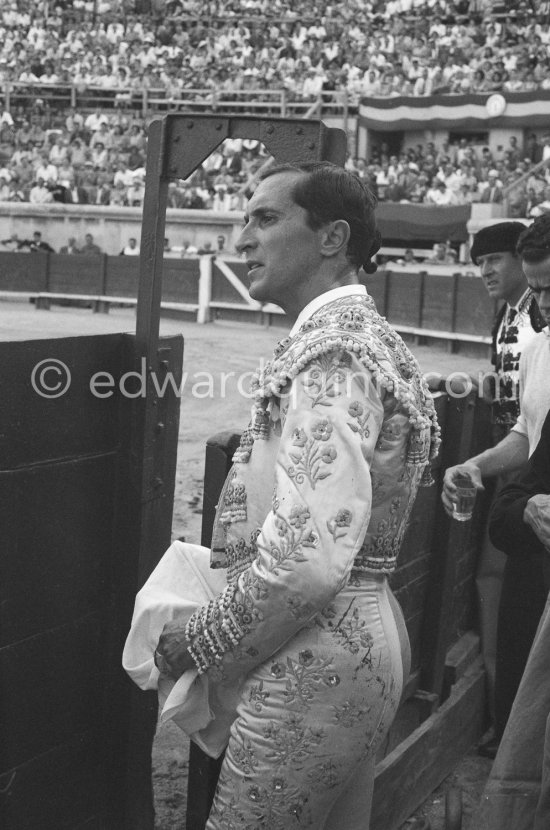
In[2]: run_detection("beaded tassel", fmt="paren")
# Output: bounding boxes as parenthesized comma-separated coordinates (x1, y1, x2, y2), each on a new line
(406, 428, 430, 465)
(232, 427, 255, 463)
(419, 463, 435, 487)
(252, 401, 270, 440)
(219, 472, 247, 524)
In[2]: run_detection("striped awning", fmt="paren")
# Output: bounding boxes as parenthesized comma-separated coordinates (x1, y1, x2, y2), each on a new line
(376, 203, 471, 242)
(359, 91, 550, 131)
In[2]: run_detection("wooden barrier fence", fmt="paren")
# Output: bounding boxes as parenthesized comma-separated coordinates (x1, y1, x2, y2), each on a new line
(0, 331, 184, 830)
(0, 251, 495, 353)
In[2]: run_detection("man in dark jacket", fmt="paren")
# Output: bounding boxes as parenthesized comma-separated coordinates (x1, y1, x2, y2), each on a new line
(442, 220, 545, 757)
(477, 410, 550, 830)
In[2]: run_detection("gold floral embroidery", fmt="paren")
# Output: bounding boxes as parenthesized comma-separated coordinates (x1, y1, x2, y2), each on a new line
(301, 352, 352, 407)
(332, 698, 369, 727)
(280, 651, 339, 711)
(327, 508, 353, 542)
(264, 712, 326, 768)
(287, 418, 338, 489)
(210, 773, 311, 830)
(248, 680, 270, 713)
(264, 508, 312, 574)
(318, 598, 376, 679)
(307, 759, 342, 790)
(347, 399, 372, 440)
(232, 722, 260, 774)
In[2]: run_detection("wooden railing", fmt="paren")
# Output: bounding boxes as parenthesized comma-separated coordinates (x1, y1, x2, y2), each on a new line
(1, 82, 351, 122)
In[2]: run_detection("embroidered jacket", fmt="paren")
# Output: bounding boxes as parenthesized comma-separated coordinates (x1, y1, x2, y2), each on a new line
(185, 292, 440, 679)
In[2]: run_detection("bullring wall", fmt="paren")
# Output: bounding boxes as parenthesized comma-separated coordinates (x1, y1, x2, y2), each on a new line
(0, 251, 495, 360)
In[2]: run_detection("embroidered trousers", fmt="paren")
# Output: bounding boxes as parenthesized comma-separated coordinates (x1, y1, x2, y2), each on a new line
(206, 572, 404, 830)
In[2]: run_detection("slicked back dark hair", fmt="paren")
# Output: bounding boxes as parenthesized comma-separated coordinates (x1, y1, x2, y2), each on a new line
(517, 214, 550, 263)
(258, 161, 381, 273)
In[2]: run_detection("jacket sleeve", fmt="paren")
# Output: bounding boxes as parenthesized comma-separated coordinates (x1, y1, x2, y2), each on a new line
(185, 353, 385, 681)
(489, 411, 550, 556)
(511, 341, 530, 441)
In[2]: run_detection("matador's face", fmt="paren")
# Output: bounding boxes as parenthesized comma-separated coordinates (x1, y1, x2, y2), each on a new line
(236, 170, 325, 313)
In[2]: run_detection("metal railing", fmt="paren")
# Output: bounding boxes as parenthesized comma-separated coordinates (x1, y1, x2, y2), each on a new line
(1, 82, 351, 123)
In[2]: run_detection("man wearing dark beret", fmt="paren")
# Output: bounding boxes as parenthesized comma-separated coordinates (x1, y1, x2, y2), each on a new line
(443, 220, 545, 759)
(470, 221, 545, 440)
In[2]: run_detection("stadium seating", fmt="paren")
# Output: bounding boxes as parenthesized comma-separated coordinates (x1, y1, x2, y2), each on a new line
(0, 0, 548, 224)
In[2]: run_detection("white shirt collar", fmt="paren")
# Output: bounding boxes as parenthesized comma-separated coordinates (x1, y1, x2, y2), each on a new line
(289, 284, 367, 337)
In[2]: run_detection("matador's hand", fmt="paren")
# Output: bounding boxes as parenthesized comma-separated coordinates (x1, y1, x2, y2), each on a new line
(155, 619, 195, 679)
(524, 494, 550, 551)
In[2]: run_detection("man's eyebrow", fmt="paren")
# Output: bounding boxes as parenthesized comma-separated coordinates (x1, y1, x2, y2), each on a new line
(243, 205, 282, 223)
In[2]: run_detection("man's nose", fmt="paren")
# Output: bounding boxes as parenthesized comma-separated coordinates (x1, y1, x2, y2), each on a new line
(235, 225, 256, 255)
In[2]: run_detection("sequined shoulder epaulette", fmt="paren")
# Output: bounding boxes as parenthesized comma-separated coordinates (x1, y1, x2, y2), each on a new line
(250, 293, 441, 461)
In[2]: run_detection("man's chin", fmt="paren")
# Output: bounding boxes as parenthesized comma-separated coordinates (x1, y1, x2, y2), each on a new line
(248, 280, 268, 303)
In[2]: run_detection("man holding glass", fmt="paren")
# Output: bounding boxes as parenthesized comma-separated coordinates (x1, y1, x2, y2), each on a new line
(442, 217, 550, 756)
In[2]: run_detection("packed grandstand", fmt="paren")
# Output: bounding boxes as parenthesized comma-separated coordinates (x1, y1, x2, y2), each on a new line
(0, 0, 549, 216)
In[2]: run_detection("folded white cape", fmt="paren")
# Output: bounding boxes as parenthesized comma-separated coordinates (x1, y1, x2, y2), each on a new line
(122, 540, 240, 758)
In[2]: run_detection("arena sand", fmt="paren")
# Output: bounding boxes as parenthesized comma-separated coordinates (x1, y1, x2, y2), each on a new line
(0, 301, 492, 828)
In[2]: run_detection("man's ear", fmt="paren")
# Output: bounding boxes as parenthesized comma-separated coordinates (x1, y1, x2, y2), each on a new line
(320, 219, 351, 258)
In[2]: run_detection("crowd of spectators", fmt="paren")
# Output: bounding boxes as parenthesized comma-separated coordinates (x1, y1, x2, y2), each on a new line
(0, 96, 267, 208)
(0, 0, 549, 112)
(346, 132, 550, 213)
(0, 0, 549, 213)
(3, 99, 550, 213)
